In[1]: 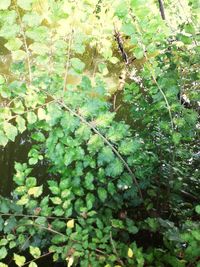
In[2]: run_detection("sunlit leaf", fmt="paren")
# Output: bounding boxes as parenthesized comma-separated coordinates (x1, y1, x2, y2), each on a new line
(0, 0, 11, 10)
(12, 50, 27, 61)
(0, 130, 8, 147)
(17, 195, 29, 205)
(37, 108, 46, 120)
(0, 247, 7, 260)
(71, 58, 85, 73)
(16, 116, 26, 133)
(67, 219, 75, 229)
(27, 112, 37, 124)
(28, 186, 43, 198)
(17, 0, 33, 10)
(3, 122, 18, 142)
(13, 254, 26, 267)
(128, 248, 134, 258)
(29, 246, 41, 259)
(5, 38, 23, 51)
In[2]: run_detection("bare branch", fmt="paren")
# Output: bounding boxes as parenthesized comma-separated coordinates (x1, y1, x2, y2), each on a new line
(158, 0, 166, 20)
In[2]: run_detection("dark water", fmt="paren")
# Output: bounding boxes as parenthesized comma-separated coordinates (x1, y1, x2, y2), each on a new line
(0, 131, 49, 196)
(0, 132, 30, 196)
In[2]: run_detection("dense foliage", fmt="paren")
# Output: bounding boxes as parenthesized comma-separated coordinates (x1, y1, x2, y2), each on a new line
(0, 0, 199, 266)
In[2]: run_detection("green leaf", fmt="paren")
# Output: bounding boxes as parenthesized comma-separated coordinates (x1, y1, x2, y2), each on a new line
(0, 131, 8, 146)
(172, 132, 181, 144)
(71, 58, 85, 73)
(106, 159, 123, 177)
(13, 253, 26, 267)
(84, 172, 94, 190)
(0, 262, 8, 267)
(195, 205, 200, 214)
(27, 112, 37, 124)
(0, 238, 8, 246)
(0, 247, 7, 260)
(53, 207, 64, 216)
(22, 13, 42, 27)
(111, 219, 124, 229)
(29, 43, 49, 55)
(37, 108, 46, 120)
(17, 195, 29, 205)
(31, 132, 45, 142)
(0, 0, 11, 10)
(107, 182, 116, 195)
(3, 122, 18, 142)
(0, 75, 5, 84)
(17, 0, 33, 10)
(13, 100, 25, 114)
(97, 187, 107, 202)
(25, 26, 48, 42)
(16, 116, 26, 133)
(12, 50, 27, 61)
(134, 47, 144, 59)
(86, 193, 95, 210)
(98, 147, 114, 164)
(50, 197, 62, 205)
(87, 134, 104, 153)
(29, 262, 37, 267)
(28, 157, 38, 165)
(26, 177, 37, 188)
(29, 246, 41, 259)
(5, 38, 23, 51)
(122, 22, 135, 36)
(0, 24, 20, 39)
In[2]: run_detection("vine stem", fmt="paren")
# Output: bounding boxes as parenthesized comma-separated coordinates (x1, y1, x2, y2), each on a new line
(56, 98, 143, 201)
(0, 100, 55, 125)
(40, 90, 144, 200)
(151, 75, 174, 131)
(110, 231, 125, 266)
(0, 212, 75, 221)
(42, 89, 143, 200)
(22, 252, 53, 267)
(23, 222, 111, 260)
(130, 12, 174, 133)
(158, 0, 166, 20)
(15, 5, 32, 84)
(63, 29, 74, 94)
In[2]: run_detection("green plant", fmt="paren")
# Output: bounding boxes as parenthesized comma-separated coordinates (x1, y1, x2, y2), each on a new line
(0, 0, 199, 266)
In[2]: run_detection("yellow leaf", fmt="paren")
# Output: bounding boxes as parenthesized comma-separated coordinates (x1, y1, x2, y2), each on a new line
(128, 247, 134, 258)
(66, 256, 74, 267)
(67, 219, 74, 229)
(28, 186, 43, 198)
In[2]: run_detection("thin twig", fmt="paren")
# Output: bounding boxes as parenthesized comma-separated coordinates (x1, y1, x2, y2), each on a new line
(130, 13, 174, 132)
(63, 29, 74, 94)
(152, 75, 174, 131)
(22, 252, 53, 267)
(0, 212, 74, 221)
(15, 6, 32, 84)
(56, 98, 143, 200)
(42, 89, 143, 200)
(0, 100, 55, 125)
(158, 0, 166, 20)
(110, 231, 125, 266)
